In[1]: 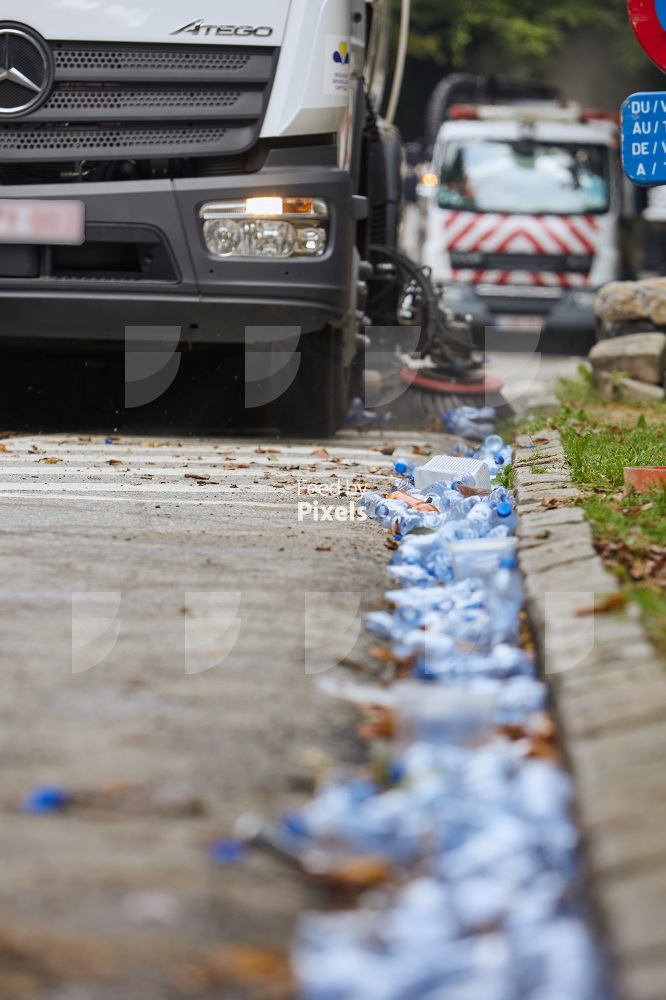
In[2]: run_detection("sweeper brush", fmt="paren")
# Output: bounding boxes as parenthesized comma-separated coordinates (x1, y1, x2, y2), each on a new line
(358, 245, 511, 422)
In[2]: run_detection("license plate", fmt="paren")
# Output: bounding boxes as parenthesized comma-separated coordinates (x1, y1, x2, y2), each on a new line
(0, 199, 85, 245)
(492, 314, 543, 333)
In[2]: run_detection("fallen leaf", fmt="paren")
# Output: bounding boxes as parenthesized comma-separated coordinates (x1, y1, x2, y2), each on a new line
(412, 444, 432, 456)
(107, 459, 122, 466)
(78, 436, 92, 442)
(0, 444, 8, 452)
(575, 594, 628, 617)
(311, 448, 329, 457)
(218, 945, 292, 984)
(325, 855, 391, 887)
(39, 457, 60, 464)
(315, 545, 331, 552)
(185, 473, 210, 481)
(356, 705, 396, 741)
(368, 645, 400, 662)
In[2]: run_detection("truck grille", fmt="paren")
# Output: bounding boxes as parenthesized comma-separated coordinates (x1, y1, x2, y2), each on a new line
(0, 41, 278, 162)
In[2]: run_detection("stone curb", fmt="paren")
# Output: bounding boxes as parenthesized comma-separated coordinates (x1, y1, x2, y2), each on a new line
(515, 429, 666, 1000)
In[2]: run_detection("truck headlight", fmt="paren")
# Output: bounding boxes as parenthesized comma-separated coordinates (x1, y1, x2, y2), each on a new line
(200, 197, 328, 258)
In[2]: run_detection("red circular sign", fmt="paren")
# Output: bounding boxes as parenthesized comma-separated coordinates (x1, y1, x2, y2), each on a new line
(628, 0, 666, 72)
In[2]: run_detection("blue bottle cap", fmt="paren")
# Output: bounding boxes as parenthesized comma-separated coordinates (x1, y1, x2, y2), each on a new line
(496, 502, 512, 517)
(22, 786, 69, 814)
(207, 838, 247, 865)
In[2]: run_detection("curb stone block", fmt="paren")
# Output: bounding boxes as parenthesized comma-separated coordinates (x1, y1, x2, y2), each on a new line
(596, 869, 666, 960)
(517, 427, 666, 999)
(518, 536, 597, 575)
(516, 507, 585, 536)
(513, 469, 573, 489)
(619, 956, 666, 1000)
(518, 523, 592, 551)
(514, 485, 580, 505)
(554, 667, 666, 738)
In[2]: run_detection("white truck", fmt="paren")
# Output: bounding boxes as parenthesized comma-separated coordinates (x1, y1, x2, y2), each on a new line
(0, 0, 406, 434)
(416, 76, 625, 352)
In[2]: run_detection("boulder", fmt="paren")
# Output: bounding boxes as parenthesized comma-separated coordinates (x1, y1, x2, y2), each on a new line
(589, 332, 666, 385)
(597, 372, 666, 403)
(598, 318, 660, 340)
(595, 278, 666, 327)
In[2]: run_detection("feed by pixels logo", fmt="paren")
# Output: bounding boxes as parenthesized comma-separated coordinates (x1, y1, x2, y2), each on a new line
(296, 479, 369, 522)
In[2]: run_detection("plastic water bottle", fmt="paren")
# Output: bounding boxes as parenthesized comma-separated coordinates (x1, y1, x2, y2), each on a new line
(445, 416, 495, 442)
(451, 472, 476, 490)
(356, 491, 383, 518)
(494, 501, 517, 533)
(488, 556, 524, 647)
(466, 504, 496, 534)
(489, 487, 514, 506)
(456, 495, 483, 517)
(454, 405, 495, 422)
(487, 523, 512, 539)
(394, 457, 417, 478)
(480, 434, 504, 456)
(375, 499, 409, 528)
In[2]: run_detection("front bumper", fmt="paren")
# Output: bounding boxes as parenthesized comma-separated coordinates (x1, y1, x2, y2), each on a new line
(440, 283, 598, 351)
(0, 145, 356, 345)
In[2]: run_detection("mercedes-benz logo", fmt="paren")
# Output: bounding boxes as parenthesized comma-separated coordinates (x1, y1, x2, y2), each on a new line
(0, 23, 54, 117)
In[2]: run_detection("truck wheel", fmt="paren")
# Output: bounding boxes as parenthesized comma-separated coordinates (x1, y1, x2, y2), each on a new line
(264, 326, 351, 438)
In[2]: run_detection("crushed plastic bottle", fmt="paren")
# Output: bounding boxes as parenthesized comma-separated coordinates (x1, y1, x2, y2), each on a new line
(442, 408, 496, 442)
(393, 457, 417, 479)
(357, 491, 383, 518)
(488, 556, 524, 647)
(347, 397, 391, 429)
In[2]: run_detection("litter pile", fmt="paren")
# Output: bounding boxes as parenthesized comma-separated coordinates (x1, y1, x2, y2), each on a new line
(278, 410, 607, 1000)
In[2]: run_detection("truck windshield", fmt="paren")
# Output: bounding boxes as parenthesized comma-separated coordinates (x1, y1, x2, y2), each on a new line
(437, 139, 610, 215)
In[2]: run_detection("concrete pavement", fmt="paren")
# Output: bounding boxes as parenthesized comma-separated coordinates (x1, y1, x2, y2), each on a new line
(0, 428, 455, 999)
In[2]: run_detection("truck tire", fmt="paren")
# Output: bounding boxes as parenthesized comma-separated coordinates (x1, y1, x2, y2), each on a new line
(265, 326, 351, 438)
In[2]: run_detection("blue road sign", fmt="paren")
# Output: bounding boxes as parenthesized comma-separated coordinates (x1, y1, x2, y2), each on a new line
(621, 92, 666, 185)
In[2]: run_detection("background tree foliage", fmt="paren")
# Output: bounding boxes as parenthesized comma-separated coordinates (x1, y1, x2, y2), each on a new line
(390, 0, 663, 139)
(404, 0, 642, 73)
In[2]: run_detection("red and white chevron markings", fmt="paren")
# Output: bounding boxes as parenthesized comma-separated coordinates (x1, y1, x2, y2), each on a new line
(442, 211, 601, 287)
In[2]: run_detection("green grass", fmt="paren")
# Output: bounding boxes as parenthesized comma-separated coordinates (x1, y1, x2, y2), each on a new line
(499, 412, 550, 442)
(556, 364, 602, 407)
(581, 491, 666, 551)
(515, 373, 666, 655)
(558, 408, 666, 496)
(494, 463, 514, 489)
(626, 587, 666, 656)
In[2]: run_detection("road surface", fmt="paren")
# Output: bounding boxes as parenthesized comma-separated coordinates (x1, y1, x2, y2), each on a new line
(0, 425, 459, 999)
(0, 347, 581, 998)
